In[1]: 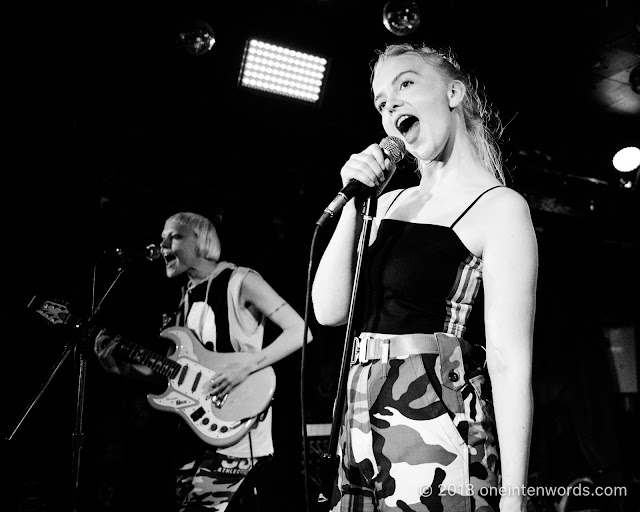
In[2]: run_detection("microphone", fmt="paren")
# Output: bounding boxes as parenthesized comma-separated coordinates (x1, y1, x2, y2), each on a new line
(316, 136, 406, 227)
(115, 244, 162, 263)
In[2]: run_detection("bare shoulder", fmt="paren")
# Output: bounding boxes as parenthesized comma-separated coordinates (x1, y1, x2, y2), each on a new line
(239, 269, 272, 296)
(490, 186, 529, 206)
(480, 187, 533, 226)
(239, 269, 287, 316)
(478, 187, 537, 258)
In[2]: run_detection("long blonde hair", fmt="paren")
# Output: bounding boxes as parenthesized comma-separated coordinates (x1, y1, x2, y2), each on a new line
(372, 43, 505, 184)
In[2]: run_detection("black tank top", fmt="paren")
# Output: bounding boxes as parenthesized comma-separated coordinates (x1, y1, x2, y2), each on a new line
(357, 186, 501, 338)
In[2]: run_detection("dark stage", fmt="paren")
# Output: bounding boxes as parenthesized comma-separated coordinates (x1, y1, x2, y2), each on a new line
(3, 1, 639, 511)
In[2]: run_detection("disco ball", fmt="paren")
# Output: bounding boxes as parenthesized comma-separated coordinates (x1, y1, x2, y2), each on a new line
(178, 19, 216, 56)
(383, 0, 421, 37)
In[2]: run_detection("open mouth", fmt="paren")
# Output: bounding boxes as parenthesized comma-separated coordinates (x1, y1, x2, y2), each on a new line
(395, 114, 419, 136)
(164, 253, 177, 267)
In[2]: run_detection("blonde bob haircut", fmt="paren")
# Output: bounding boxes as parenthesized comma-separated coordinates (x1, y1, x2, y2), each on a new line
(166, 212, 221, 262)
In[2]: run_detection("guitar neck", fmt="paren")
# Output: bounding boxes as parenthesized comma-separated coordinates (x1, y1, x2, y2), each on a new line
(65, 311, 180, 380)
(112, 337, 181, 379)
(33, 298, 182, 380)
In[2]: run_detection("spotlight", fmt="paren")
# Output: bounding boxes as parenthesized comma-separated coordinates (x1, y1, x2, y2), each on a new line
(613, 146, 640, 173)
(612, 146, 640, 190)
(238, 39, 328, 103)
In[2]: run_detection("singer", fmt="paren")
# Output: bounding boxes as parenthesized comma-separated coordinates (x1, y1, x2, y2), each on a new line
(95, 211, 311, 511)
(312, 44, 537, 512)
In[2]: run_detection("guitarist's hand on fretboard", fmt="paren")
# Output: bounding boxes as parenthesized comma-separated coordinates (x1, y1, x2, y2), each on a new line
(94, 329, 131, 376)
(33, 298, 276, 447)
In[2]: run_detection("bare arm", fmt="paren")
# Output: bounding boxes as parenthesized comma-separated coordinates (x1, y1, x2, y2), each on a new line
(208, 271, 311, 397)
(312, 143, 396, 326)
(311, 199, 363, 326)
(482, 189, 538, 512)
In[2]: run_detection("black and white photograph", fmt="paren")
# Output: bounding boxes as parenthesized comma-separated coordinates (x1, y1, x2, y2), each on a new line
(4, 1, 639, 511)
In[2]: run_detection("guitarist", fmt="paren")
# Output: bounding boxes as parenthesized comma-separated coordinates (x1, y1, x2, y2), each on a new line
(94, 211, 311, 511)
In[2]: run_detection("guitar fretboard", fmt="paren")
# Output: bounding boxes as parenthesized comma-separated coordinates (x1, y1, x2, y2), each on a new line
(113, 339, 181, 379)
(35, 299, 184, 382)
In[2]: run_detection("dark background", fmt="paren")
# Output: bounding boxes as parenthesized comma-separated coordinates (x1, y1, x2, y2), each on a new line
(3, 1, 639, 511)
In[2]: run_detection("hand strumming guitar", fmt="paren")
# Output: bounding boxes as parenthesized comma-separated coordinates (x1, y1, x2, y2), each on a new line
(206, 352, 264, 400)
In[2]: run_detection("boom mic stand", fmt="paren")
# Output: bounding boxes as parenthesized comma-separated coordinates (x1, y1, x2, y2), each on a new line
(317, 194, 377, 509)
(6, 258, 131, 512)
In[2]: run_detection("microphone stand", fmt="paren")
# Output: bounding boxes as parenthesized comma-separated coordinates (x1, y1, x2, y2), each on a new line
(7, 260, 130, 512)
(317, 194, 377, 509)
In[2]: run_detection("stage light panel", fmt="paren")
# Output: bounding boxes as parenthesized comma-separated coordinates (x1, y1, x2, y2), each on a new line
(238, 39, 328, 103)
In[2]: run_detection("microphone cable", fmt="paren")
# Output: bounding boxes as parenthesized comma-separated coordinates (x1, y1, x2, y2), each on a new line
(300, 222, 321, 512)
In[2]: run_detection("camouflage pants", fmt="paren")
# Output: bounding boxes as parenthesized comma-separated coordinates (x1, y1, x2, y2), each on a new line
(176, 451, 270, 511)
(331, 332, 500, 512)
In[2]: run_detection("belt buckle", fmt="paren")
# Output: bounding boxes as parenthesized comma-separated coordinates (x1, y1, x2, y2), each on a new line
(350, 336, 361, 365)
(359, 336, 369, 364)
(380, 338, 390, 364)
(352, 335, 372, 364)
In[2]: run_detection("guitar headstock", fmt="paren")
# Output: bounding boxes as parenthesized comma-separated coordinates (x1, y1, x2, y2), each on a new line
(30, 296, 78, 327)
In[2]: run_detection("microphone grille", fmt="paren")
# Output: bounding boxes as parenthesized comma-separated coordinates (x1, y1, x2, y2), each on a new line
(146, 244, 162, 261)
(379, 136, 406, 164)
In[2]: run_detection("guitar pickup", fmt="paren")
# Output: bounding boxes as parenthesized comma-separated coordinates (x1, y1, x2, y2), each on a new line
(190, 407, 206, 422)
(191, 372, 202, 393)
(178, 365, 188, 386)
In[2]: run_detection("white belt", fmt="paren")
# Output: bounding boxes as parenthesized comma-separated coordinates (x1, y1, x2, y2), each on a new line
(352, 333, 440, 365)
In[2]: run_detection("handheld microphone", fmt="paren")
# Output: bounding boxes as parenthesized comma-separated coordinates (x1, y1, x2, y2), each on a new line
(115, 244, 162, 262)
(316, 136, 406, 227)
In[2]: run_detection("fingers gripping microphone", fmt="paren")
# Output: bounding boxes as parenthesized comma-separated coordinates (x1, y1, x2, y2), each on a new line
(316, 136, 406, 227)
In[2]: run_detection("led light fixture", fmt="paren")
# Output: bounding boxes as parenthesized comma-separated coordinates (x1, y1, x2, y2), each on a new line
(238, 39, 328, 103)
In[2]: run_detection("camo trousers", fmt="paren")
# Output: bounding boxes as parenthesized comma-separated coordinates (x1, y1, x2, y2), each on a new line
(176, 451, 270, 511)
(331, 332, 500, 512)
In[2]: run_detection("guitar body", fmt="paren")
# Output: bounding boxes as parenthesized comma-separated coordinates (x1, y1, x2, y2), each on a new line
(149, 326, 276, 447)
(32, 298, 276, 448)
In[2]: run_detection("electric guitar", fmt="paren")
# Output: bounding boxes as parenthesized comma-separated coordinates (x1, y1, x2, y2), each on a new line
(33, 298, 276, 448)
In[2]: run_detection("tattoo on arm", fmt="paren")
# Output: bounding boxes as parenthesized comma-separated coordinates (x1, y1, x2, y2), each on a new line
(266, 301, 287, 318)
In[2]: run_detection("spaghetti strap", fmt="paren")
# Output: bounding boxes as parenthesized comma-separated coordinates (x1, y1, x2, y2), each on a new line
(450, 185, 504, 228)
(383, 188, 409, 219)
